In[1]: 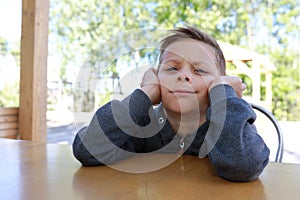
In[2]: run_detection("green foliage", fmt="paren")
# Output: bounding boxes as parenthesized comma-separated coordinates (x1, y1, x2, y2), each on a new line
(96, 88, 112, 107)
(0, 36, 20, 62)
(0, 37, 8, 53)
(49, 0, 300, 120)
(0, 80, 19, 107)
(271, 50, 300, 120)
(0, 36, 20, 107)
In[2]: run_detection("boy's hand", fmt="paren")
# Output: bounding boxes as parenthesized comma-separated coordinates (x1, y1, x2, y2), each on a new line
(209, 76, 246, 98)
(140, 68, 161, 104)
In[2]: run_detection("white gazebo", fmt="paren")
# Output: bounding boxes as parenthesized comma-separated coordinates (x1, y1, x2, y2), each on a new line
(219, 41, 275, 110)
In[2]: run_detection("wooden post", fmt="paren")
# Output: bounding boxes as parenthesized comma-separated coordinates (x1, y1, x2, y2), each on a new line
(19, 0, 49, 141)
(265, 71, 273, 110)
(252, 59, 261, 103)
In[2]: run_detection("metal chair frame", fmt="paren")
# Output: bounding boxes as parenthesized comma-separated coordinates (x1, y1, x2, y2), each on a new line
(251, 103, 284, 162)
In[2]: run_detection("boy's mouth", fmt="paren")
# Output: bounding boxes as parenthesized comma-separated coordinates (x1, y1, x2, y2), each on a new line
(170, 90, 197, 94)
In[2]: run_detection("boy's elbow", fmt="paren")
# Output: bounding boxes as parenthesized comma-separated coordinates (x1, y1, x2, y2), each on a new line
(73, 147, 104, 167)
(218, 168, 260, 182)
(72, 135, 104, 167)
(217, 158, 269, 182)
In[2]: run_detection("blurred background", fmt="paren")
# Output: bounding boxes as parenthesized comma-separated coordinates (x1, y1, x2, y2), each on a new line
(0, 0, 299, 163)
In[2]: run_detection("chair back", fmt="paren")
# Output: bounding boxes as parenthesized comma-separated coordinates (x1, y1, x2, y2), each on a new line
(251, 103, 284, 162)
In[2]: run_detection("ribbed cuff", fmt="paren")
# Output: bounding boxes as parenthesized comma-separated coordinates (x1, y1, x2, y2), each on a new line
(208, 84, 237, 105)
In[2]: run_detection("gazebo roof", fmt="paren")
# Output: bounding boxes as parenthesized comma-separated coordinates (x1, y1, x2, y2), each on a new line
(218, 41, 276, 71)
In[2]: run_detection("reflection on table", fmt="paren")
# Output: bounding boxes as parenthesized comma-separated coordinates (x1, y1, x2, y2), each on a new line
(0, 139, 299, 200)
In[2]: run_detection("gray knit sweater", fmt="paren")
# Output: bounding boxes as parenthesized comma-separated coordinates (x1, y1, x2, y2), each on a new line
(72, 84, 270, 182)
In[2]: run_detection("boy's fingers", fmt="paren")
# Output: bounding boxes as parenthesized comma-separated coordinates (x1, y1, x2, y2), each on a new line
(242, 83, 247, 91)
(152, 67, 157, 74)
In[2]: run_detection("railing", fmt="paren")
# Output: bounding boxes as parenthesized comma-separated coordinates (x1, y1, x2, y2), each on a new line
(0, 107, 19, 139)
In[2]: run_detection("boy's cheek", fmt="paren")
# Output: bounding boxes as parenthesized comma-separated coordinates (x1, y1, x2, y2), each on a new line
(159, 84, 170, 94)
(157, 73, 162, 82)
(157, 76, 170, 87)
(200, 76, 216, 88)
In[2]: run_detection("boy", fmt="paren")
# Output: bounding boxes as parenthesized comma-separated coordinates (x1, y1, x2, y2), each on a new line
(72, 26, 270, 182)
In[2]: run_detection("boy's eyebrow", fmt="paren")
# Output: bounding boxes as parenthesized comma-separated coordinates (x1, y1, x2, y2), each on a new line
(191, 61, 207, 67)
(161, 57, 182, 64)
(184, 60, 206, 67)
(189, 59, 214, 67)
(162, 56, 213, 67)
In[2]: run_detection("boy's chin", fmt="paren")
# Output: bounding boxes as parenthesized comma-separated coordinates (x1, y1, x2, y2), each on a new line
(162, 99, 203, 115)
(165, 106, 201, 116)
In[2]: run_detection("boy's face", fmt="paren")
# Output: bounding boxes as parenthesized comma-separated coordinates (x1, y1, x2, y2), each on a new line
(158, 39, 220, 115)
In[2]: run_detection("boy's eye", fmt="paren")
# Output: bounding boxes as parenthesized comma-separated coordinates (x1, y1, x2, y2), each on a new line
(166, 66, 178, 71)
(194, 68, 207, 74)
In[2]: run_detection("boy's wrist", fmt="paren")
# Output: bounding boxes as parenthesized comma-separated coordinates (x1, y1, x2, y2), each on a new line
(140, 85, 160, 105)
(208, 84, 237, 104)
(128, 89, 154, 125)
(209, 76, 246, 98)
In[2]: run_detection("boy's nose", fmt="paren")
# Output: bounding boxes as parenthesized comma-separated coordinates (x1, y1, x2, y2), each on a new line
(177, 71, 191, 82)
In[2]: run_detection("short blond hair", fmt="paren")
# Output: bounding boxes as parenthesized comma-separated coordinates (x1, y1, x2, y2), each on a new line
(158, 26, 226, 75)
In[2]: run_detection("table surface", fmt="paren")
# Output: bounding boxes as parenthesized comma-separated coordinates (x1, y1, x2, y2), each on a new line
(0, 139, 299, 200)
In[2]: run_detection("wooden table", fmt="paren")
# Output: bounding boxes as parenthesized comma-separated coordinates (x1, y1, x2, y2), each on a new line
(0, 139, 299, 200)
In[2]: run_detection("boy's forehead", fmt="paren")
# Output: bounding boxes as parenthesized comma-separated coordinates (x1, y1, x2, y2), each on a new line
(161, 39, 216, 64)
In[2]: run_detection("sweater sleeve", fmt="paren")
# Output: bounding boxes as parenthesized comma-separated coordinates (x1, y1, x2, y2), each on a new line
(72, 89, 153, 166)
(206, 84, 270, 182)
